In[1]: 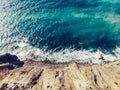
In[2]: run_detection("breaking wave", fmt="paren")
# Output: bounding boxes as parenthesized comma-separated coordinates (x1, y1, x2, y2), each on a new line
(0, 0, 120, 63)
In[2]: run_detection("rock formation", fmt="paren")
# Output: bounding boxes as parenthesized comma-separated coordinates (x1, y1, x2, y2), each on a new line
(0, 54, 120, 90)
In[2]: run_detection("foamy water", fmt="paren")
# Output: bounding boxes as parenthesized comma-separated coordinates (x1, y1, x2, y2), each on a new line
(0, 25, 119, 63)
(0, 0, 120, 63)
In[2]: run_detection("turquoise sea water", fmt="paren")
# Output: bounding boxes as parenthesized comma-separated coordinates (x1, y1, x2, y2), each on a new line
(0, 0, 120, 62)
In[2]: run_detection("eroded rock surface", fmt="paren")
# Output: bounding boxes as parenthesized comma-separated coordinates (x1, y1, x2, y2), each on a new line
(0, 54, 120, 90)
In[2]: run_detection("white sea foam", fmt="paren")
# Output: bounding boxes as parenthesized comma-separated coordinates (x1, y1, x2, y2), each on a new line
(0, 42, 119, 63)
(0, 0, 120, 63)
(0, 24, 119, 64)
(9, 42, 120, 63)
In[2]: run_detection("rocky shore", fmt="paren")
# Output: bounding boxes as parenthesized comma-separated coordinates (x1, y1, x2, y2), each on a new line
(0, 54, 120, 90)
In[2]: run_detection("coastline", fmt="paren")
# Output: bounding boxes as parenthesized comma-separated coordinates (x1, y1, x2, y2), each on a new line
(0, 53, 120, 90)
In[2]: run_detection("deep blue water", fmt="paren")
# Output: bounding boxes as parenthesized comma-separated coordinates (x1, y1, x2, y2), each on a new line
(0, 0, 120, 52)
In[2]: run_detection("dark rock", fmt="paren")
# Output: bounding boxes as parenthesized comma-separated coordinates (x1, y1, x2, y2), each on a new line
(0, 53, 18, 63)
(13, 85, 19, 90)
(0, 53, 24, 68)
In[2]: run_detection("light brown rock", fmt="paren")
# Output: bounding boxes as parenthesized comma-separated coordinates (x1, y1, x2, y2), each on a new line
(0, 59, 120, 90)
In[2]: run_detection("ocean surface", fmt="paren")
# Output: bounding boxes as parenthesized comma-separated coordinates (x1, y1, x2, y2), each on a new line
(0, 0, 120, 63)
